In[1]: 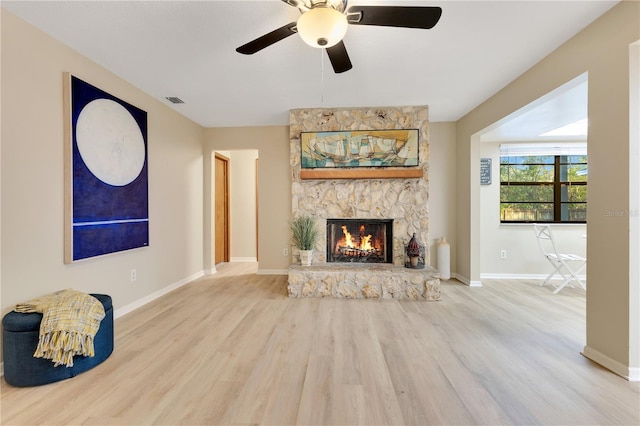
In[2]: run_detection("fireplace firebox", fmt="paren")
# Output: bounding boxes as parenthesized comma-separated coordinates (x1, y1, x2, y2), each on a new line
(326, 219, 393, 263)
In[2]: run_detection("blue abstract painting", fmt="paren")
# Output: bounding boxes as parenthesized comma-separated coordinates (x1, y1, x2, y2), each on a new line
(65, 75, 148, 262)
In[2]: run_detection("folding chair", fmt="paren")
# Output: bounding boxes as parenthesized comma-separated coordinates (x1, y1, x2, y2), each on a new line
(533, 224, 586, 294)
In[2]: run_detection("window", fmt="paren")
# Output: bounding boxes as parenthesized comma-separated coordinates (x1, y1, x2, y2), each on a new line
(500, 154, 587, 223)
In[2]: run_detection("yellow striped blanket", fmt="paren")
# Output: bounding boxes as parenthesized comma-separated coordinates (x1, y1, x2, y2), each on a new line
(14, 289, 105, 367)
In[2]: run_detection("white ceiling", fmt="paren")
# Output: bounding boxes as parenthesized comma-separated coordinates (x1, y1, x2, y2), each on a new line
(2, 0, 617, 131)
(481, 73, 588, 142)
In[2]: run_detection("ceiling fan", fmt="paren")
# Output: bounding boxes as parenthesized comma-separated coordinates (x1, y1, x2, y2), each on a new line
(236, 0, 442, 73)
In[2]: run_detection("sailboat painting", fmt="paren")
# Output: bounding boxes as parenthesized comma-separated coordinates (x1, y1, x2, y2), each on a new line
(301, 129, 419, 169)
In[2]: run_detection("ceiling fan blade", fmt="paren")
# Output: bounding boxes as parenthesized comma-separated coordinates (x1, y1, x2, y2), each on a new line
(347, 6, 442, 29)
(326, 41, 352, 74)
(236, 22, 297, 55)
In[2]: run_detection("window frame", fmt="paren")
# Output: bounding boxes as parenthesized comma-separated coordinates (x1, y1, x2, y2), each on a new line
(500, 154, 587, 224)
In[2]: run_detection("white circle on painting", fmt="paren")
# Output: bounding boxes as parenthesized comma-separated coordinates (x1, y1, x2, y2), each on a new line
(76, 98, 145, 186)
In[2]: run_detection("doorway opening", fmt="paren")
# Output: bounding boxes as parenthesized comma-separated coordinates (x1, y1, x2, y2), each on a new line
(476, 73, 588, 284)
(214, 150, 259, 265)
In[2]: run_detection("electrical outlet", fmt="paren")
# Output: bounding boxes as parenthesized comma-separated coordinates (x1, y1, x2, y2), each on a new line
(130, 269, 137, 281)
(500, 250, 507, 259)
(283, 248, 289, 256)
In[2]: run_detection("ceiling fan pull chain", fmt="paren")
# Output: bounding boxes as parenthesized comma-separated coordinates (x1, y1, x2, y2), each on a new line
(321, 48, 325, 103)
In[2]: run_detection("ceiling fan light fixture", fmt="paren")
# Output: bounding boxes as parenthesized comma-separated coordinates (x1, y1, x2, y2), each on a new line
(297, 7, 348, 48)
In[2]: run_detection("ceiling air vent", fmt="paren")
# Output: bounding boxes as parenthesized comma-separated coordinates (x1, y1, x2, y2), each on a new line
(165, 97, 184, 104)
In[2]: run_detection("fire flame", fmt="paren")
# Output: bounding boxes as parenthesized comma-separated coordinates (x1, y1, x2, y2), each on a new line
(341, 225, 373, 251)
(361, 234, 373, 250)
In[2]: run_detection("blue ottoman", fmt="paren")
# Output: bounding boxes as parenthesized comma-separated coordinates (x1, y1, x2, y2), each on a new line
(2, 293, 114, 387)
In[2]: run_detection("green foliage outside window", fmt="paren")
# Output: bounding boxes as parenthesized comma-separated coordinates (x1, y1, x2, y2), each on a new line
(500, 155, 587, 223)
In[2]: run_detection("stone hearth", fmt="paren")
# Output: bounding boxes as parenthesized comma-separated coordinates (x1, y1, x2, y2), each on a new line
(288, 263, 441, 300)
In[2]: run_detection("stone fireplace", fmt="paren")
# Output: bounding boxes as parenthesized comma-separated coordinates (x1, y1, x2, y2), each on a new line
(287, 106, 440, 300)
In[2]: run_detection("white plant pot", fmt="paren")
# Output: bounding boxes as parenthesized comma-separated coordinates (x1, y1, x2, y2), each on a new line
(299, 249, 313, 266)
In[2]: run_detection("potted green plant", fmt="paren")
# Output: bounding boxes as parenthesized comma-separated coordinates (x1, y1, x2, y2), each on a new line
(290, 215, 319, 266)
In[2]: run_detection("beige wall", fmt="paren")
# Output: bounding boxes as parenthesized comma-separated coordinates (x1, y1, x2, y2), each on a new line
(204, 127, 291, 274)
(428, 122, 457, 272)
(230, 150, 259, 261)
(629, 40, 640, 379)
(456, 1, 640, 378)
(1, 9, 205, 362)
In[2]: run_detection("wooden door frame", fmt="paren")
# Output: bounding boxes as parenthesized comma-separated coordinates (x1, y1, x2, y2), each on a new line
(215, 153, 230, 264)
(255, 158, 259, 261)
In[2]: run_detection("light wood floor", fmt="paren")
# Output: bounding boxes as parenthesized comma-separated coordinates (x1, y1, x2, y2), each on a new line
(2, 262, 639, 425)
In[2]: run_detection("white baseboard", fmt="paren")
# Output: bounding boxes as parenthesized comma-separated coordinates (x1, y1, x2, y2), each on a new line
(205, 266, 217, 275)
(582, 345, 640, 381)
(114, 270, 205, 319)
(453, 273, 483, 287)
(230, 257, 258, 262)
(480, 273, 586, 281)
